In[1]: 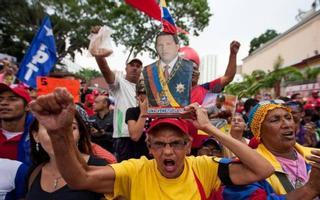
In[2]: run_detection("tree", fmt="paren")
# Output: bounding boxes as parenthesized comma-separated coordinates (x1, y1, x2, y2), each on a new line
(304, 67, 320, 81)
(247, 66, 303, 97)
(0, 0, 211, 62)
(75, 68, 102, 81)
(248, 29, 279, 55)
(242, 56, 302, 97)
(225, 59, 303, 98)
(224, 69, 266, 97)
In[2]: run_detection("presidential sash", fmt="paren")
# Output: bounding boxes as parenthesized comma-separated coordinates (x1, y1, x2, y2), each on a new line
(143, 58, 193, 108)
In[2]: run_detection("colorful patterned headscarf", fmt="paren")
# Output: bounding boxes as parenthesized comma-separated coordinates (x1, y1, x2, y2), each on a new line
(248, 101, 291, 140)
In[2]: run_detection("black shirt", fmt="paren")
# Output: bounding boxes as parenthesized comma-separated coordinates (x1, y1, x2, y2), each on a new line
(26, 156, 107, 200)
(90, 110, 114, 141)
(125, 106, 152, 159)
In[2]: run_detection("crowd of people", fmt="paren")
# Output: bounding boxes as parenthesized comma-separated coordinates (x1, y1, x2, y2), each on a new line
(0, 30, 319, 200)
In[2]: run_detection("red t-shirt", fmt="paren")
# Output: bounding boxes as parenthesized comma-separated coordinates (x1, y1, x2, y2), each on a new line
(191, 78, 223, 104)
(0, 130, 22, 160)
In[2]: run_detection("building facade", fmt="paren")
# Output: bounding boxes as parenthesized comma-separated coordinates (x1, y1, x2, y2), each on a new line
(241, 9, 320, 96)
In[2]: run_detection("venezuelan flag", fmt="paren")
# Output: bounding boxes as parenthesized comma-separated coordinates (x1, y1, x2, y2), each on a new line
(125, 0, 178, 34)
(160, 0, 177, 34)
(125, 0, 162, 21)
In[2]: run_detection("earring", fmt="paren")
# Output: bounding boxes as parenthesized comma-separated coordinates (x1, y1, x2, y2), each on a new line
(36, 143, 39, 152)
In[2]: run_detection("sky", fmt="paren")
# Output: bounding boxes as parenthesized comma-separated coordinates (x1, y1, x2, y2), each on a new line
(73, 0, 316, 76)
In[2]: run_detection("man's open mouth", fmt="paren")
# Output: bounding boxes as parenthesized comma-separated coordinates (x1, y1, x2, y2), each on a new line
(163, 159, 176, 172)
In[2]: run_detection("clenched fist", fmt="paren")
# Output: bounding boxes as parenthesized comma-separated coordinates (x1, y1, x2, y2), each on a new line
(230, 41, 240, 55)
(29, 88, 75, 133)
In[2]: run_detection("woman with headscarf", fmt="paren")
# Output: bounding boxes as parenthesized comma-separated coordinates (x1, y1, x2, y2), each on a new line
(223, 101, 320, 199)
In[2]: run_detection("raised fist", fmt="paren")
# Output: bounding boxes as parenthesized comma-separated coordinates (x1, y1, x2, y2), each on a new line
(29, 88, 75, 133)
(230, 41, 240, 55)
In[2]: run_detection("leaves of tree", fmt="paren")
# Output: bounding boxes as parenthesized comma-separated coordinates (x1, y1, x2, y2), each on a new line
(75, 68, 101, 81)
(248, 29, 279, 55)
(0, 0, 211, 62)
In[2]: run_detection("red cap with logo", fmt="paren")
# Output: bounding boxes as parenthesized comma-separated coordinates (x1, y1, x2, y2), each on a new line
(0, 83, 32, 103)
(147, 118, 189, 135)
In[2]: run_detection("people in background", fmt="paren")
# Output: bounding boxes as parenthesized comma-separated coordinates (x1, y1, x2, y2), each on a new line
(125, 79, 151, 159)
(0, 83, 33, 165)
(224, 101, 320, 199)
(197, 137, 223, 157)
(284, 101, 306, 145)
(92, 26, 143, 162)
(179, 41, 240, 105)
(90, 95, 114, 153)
(223, 113, 249, 158)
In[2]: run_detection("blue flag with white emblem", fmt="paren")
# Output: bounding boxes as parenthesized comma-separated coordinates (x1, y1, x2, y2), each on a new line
(17, 16, 57, 88)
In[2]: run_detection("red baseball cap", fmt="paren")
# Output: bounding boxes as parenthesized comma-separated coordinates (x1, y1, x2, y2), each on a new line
(147, 118, 190, 135)
(179, 46, 200, 66)
(85, 94, 95, 104)
(191, 133, 209, 149)
(0, 83, 32, 103)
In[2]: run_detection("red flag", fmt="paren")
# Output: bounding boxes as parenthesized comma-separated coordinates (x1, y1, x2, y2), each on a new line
(125, 0, 188, 35)
(125, 0, 161, 21)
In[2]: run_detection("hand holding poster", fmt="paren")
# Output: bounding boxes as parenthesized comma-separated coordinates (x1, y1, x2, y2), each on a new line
(36, 77, 80, 103)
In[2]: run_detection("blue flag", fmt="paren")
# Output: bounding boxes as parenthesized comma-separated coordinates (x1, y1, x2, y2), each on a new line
(17, 16, 57, 88)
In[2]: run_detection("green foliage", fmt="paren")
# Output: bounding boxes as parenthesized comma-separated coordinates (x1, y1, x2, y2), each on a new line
(226, 56, 317, 98)
(304, 67, 320, 80)
(249, 29, 279, 55)
(0, 0, 211, 62)
(75, 68, 101, 81)
(225, 67, 303, 98)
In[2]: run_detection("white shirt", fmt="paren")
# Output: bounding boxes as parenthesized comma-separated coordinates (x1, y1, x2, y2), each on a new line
(159, 56, 179, 75)
(109, 74, 137, 138)
(0, 159, 23, 200)
(1, 129, 23, 140)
